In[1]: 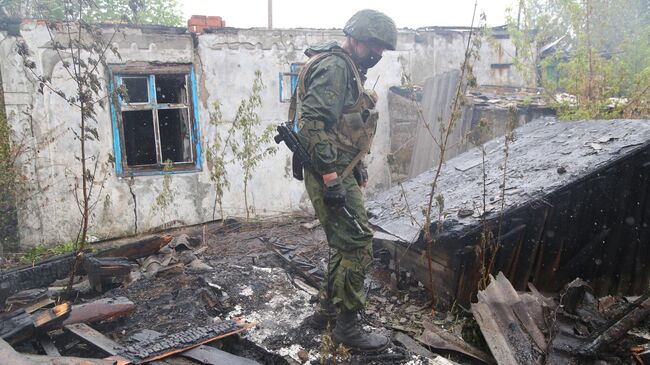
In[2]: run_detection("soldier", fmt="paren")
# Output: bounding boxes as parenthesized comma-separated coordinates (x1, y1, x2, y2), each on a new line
(293, 9, 397, 353)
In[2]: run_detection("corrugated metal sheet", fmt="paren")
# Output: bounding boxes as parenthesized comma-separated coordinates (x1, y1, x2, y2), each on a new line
(408, 70, 463, 178)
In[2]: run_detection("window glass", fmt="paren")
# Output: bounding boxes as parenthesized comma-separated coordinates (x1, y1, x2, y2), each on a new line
(159, 108, 192, 163)
(156, 75, 187, 104)
(122, 110, 156, 166)
(122, 77, 149, 103)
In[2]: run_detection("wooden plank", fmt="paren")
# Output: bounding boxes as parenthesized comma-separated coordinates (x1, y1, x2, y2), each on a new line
(33, 303, 71, 329)
(64, 323, 126, 356)
(63, 297, 135, 326)
(180, 345, 262, 365)
(38, 334, 61, 357)
(0, 234, 171, 306)
(95, 235, 173, 260)
(23, 354, 117, 365)
(376, 238, 458, 306)
(25, 298, 55, 314)
(0, 255, 75, 306)
(0, 309, 35, 344)
(418, 322, 494, 364)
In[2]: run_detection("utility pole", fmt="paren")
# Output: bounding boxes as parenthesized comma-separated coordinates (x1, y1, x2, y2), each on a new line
(268, 0, 272, 29)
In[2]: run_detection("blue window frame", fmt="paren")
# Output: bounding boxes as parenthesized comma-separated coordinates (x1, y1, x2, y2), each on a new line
(108, 64, 202, 176)
(278, 62, 304, 103)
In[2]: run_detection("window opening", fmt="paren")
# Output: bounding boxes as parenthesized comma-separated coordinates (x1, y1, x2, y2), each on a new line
(122, 77, 149, 103)
(109, 65, 201, 175)
(279, 62, 304, 103)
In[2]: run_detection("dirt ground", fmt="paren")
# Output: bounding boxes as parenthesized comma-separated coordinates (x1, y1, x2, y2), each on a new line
(74, 215, 471, 365)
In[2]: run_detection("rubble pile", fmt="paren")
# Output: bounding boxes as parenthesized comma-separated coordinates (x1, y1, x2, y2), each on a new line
(0, 215, 648, 364)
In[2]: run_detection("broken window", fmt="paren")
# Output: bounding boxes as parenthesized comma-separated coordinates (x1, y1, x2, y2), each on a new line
(279, 63, 304, 103)
(109, 64, 201, 175)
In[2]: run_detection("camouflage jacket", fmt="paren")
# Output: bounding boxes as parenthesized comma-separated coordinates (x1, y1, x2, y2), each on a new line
(296, 41, 377, 176)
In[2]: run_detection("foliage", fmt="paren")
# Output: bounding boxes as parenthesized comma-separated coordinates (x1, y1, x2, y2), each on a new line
(229, 70, 277, 220)
(319, 334, 351, 365)
(506, 0, 650, 119)
(206, 101, 234, 220)
(85, 0, 183, 26)
(0, 76, 19, 252)
(153, 159, 174, 221)
(1, 0, 183, 26)
(19, 241, 75, 264)
(17, 0, 119, 298)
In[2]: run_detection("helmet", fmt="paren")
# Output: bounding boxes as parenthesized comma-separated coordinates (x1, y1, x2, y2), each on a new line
(343, 9, 397, 51)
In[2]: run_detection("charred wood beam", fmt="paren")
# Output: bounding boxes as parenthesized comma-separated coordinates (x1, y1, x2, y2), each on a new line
(83, 256, 132, 292)
(180, 345, 262, 365)
(0, 235, 172, 306)
(0, 309, 34, 344)
(579, 294, 650, 356)
(64, 323, 127, 357)
(63, 297, 135, 326)
(1, 303, 70, 345)
(38, 334, 61, 357)
(94, 235, 172, 260)
(23, 354, 117, 365)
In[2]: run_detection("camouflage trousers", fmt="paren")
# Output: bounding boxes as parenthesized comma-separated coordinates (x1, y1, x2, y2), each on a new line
(304, 167, 374, 312)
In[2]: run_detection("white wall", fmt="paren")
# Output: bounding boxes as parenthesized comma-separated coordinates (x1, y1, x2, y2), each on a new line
(0, 23, 525, 247)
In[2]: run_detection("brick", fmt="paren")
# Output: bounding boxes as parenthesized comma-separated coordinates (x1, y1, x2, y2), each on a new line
(187, 14, 225, 33)
(206, 16, 222, 27)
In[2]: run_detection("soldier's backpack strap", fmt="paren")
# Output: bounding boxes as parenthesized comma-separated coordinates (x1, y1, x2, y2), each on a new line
(287, 52, 333, 127)
(287, 49, 369, 179)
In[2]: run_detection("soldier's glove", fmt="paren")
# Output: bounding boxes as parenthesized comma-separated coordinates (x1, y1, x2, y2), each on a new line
(353, 164, 368, 187)
(323, 177, 346, 209)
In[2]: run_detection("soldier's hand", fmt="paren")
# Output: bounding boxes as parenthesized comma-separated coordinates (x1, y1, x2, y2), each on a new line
(353, 164, 368, 188)
(323, 176, 346, 208)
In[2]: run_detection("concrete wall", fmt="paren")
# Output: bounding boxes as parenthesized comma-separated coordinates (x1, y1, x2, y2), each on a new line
(0, 23, 526, 247)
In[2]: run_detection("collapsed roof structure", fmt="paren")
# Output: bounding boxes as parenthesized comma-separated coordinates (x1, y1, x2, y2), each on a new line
(369, 117, 650, 306)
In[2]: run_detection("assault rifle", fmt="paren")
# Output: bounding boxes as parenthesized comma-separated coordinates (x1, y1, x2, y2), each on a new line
(274, 122, 364, 235)
(274, 122, 310, 181)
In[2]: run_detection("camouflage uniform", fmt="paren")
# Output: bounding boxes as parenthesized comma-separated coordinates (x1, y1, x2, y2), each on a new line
(296, 42, 377, 312)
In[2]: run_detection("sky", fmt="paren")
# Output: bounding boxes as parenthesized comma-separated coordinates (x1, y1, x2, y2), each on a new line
(182, 0, 519, 30)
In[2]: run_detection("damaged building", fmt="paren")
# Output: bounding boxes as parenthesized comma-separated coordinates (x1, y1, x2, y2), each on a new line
(370, 117, 650, 305)
(0, 20, 526, 248)
(1, 12, 650, 365)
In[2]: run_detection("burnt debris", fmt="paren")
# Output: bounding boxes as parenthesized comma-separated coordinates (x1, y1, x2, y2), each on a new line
(369, 117, 650, 306)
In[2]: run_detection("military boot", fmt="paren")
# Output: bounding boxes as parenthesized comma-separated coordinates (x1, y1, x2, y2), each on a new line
(304, 300, 337, 330)
(332, 310, 390, 353)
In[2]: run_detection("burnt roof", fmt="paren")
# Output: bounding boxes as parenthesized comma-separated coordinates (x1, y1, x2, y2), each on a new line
(368, 117, 650, 243)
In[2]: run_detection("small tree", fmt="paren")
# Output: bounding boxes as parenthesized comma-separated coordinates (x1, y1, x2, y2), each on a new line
(152, 159, 174, 223)
(1, 0, 183, 26)
(17, 0, 121, 297)
(507, 0, 650, 119)
(206, 101, 234, 220)
(230, 70, 277, 220)
(0, 69, 19, 252)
